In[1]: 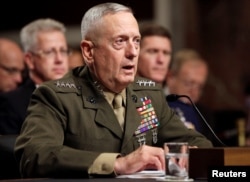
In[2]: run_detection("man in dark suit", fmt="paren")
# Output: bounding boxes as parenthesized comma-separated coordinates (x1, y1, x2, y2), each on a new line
(0, 18, 69, 134)
(0, 38, 25, 93)
(0, 79, 35, 134)
(15, 3, 212, 178)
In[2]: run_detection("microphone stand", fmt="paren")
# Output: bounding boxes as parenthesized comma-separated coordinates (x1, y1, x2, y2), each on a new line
(166, 94, 227, 147)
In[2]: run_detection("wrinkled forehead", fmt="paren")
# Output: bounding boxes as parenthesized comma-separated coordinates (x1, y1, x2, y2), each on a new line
(181, 60, 207, 71)
(100, 12, 139, 35)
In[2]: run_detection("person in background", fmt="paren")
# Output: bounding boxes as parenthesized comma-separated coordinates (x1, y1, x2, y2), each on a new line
(68, 46, 85, 69)
(136, 24, 215, 145)
(0, 38, 25, 93)
(165, 49, 216, 144)
(166, 49, 208, 105)
(0, 18, 69, 135)
(15, 3, 212, 178)
(136, 22, 172, 85)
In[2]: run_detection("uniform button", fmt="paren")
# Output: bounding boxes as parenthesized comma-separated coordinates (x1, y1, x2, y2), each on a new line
(132, 95, 137, 103)
(87, 96, 96, 104)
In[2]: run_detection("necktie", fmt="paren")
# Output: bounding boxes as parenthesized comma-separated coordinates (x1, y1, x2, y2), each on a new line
(113, 94, 125, 130)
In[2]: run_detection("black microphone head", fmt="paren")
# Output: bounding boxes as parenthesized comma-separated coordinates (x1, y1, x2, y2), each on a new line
(166, 93, 226, 147)
(166, 94, 179, 102)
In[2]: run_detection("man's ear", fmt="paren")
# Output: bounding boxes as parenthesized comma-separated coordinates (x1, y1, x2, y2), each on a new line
(81, 40, 95, 65)
(24, 53, 34, 70)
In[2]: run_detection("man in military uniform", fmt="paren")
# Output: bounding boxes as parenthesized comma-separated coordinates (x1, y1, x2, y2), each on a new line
(15, 2, 213, 178)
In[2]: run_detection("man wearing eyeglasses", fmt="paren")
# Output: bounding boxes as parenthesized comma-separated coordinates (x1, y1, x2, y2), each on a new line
(0, 18, 69, 134)
(165, 49, 216, 145)
(0, 38, 25, 93)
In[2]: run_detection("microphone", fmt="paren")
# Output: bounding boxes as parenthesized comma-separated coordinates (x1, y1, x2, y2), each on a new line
(166, 94, 226, 147)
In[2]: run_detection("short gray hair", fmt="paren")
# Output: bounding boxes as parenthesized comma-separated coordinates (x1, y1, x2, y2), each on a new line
(20, 18, 66, 52)
(80, 3, 132, 40)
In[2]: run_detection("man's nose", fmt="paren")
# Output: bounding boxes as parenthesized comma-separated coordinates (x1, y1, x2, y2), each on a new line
(126, 41, 139, 58)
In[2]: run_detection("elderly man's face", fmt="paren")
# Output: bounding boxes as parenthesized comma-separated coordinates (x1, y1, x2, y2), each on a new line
(87, 12, 141, 93)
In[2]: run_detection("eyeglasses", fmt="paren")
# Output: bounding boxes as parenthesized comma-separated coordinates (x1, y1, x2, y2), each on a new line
(0, 63, 24, 76)
(179, 78, 205, 91)
(30, 48, 72, 59)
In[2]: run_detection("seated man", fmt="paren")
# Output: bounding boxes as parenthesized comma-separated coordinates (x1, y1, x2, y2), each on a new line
(137, 21, 172, 86)
(165, 49, 216, 144)
(0, 38, 25, 93)
(0, 18, 69, 134)
(15, 3, 213, 178)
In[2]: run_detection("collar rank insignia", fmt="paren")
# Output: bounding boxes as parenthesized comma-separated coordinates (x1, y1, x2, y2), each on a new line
(134, 96, 159, 146)
(136, 80, 156, 87)
(93, 81, 104, 95)
(55, 81, 76, 88)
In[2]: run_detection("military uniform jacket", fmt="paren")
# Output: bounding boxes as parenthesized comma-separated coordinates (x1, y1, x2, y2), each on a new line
(15, 66, 212, 178)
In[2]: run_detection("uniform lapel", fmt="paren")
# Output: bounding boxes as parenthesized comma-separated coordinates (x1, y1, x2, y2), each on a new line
(75, 67, 123, 139)
(95, 103, 123, 139)
(82, 93, 123, 139)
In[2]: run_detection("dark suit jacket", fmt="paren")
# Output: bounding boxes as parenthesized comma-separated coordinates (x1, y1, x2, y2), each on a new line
(15, 66, 212, 178)
(0, 78, 36, 134)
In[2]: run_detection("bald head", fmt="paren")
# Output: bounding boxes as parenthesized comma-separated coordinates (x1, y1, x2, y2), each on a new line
(0, 38, 25, 92)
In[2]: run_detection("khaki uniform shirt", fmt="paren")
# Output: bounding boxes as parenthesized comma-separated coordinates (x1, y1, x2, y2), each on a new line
(15, 66, 212, 178)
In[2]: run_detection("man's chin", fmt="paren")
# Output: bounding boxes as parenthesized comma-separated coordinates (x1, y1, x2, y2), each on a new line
(118, 79, 134, 88)
(121, 74, 135, 81)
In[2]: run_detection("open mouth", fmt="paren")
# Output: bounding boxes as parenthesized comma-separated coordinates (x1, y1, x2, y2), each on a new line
(123, 65, 134, 70)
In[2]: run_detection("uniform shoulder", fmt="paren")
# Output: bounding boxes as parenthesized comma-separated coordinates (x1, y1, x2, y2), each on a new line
(131, 76, 162, 91)
(40, 71, 82, 93)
